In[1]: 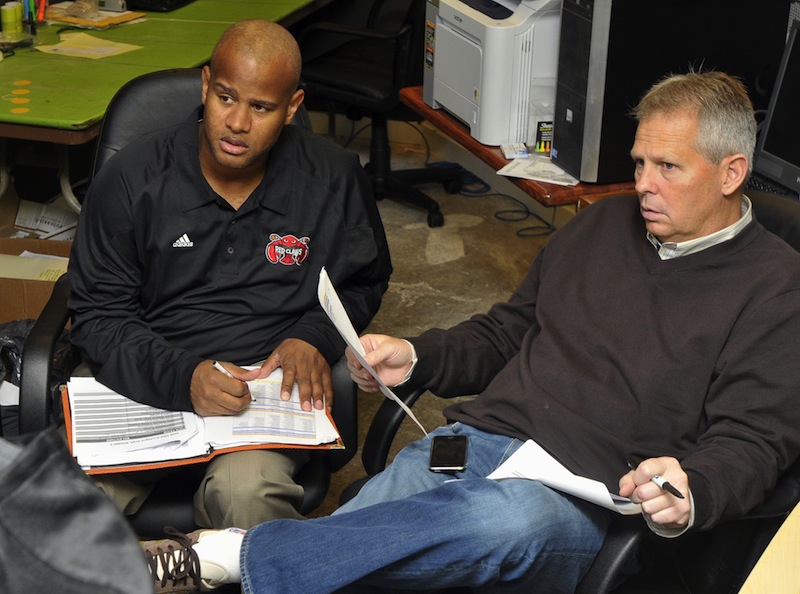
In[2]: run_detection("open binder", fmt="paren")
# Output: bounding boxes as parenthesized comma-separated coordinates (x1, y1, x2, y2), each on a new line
(62, 370, 342, 475)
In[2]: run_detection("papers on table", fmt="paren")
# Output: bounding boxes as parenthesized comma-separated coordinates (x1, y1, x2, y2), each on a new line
(488, 439, 642, 515)
(36, 32, 142, 59)
(317, 267, 428, 437)
(45, 2, 146, 30)
(66, 371, 341, 470)
(497, 155, 580, 186)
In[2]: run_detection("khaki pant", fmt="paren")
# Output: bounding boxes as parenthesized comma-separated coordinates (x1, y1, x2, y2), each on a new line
(94, 448, 310, 529)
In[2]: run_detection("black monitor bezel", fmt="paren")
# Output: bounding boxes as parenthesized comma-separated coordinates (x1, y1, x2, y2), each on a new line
(752, 20, 800, 195)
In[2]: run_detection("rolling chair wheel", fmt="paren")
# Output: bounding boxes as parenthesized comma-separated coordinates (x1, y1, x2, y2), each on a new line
(444, 178, 462, 194)
(427, 210, 444, 227)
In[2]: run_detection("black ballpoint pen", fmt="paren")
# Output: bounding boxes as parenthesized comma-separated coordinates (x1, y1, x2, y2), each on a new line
(627, 456, 685, 499)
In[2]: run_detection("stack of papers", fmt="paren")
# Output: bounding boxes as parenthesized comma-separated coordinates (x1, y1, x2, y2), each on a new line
(497, 155, 580, 186)
(66, 370, 341, 471)
(46, 2, 145, 29)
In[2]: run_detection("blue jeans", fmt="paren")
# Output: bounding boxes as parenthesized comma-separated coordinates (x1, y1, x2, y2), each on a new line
(241, 424, 612, 594)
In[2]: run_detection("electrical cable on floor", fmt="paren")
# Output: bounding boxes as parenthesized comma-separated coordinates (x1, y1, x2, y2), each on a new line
(403, 120, 556, 237)
(425, 159, 555, 237)
(336, 119, 556, 236)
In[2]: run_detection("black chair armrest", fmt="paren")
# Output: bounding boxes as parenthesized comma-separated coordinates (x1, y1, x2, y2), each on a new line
(360, 384, 426, 476)
(575, 515, 648, 594)
(19, 273, 71, 434)
(338, 383, 426, 507)
(325, 354, 359, 473)
(746, 471, 800, 519)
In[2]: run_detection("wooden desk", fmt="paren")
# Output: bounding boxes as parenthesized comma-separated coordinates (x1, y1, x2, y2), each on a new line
(738, 503, 800, 593)
(0, 0, 332, 207)
(399, 86, 636, 208)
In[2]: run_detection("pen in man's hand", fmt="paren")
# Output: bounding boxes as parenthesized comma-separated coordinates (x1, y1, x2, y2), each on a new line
(627, 456, 685, 499)
(213, 360, 234, 378)
(213, 361, 256, 402)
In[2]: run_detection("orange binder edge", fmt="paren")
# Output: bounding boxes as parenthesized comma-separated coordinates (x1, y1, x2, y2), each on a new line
(60, 384, 344, 475)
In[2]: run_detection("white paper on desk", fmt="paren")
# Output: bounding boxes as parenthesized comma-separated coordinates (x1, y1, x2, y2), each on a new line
(488, 440, 642, 515)
(317, 267, 428, 437)
(497, 155, 580, 187)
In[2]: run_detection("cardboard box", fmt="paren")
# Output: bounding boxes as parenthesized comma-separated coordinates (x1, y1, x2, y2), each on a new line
(0, 238, 72, 324)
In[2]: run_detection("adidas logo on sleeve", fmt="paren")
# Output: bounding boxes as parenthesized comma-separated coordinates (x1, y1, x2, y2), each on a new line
(172, 234, 194, 248)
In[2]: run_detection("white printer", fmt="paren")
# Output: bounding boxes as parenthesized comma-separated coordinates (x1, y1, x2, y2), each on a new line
(432, 0, 561, 147)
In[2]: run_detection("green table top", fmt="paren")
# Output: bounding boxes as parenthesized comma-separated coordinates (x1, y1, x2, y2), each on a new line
(0, 0, 321, 134)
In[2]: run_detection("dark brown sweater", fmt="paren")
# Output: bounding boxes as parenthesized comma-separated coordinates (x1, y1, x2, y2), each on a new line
(411, 195, 800, 530)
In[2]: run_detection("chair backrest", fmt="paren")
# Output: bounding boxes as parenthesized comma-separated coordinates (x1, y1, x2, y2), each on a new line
(91, 68, 203, 179)
(395, 0, 425, 89)
(366, 0, 424, 91)
(749, 190, 800, 251)
(298, 0, 424, 112)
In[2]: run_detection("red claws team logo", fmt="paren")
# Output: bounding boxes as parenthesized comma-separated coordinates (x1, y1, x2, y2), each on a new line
(265, 233, 310, 266)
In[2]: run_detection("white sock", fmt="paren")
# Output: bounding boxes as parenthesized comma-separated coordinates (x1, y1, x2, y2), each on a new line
(193, 527, 245, 587)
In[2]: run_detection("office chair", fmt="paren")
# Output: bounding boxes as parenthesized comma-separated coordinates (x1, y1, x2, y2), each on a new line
(296, 0, 461, 228)
(18, 68, 358, 537)
(339, 190, 800, 594)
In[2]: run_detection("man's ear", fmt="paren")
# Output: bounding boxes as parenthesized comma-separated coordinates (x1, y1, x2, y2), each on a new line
(721, 154, 749, 196)
(201, 65, 211, 105)
(284, 89, 305, 125)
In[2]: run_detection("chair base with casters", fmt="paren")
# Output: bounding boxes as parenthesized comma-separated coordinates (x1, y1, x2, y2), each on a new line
(19, 273, 359, 537)
(309, 97, 462, 229)
(366, 110, 461, 228)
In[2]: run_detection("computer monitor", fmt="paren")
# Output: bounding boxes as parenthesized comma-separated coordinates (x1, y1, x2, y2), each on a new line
(752, 20, 800, 196)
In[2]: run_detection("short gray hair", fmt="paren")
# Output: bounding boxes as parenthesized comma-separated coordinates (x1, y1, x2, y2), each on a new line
(632, 71, 756, 175)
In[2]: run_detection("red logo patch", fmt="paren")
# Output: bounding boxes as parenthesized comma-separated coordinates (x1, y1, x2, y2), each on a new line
(265, 233, 310, 266)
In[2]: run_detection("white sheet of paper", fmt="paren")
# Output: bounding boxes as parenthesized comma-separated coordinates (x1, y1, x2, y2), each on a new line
(67, 376, 205, 467)
(488, 440, 642, 515)
(202, 371, 340, 447)
(318, 267, 428, 436)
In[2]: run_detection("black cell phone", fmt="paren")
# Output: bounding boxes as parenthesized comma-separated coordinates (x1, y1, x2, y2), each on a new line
(429, 434, 468, 472)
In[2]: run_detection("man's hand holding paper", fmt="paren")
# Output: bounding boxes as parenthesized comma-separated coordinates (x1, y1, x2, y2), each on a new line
(346, 334, 416, 393)
(318, 268, 427, 436)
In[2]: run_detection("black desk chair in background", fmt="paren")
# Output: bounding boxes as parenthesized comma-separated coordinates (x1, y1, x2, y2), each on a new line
(18, 69, 358, 537)
(296, 0, 461, 228)
(340, 190, 800, 594)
